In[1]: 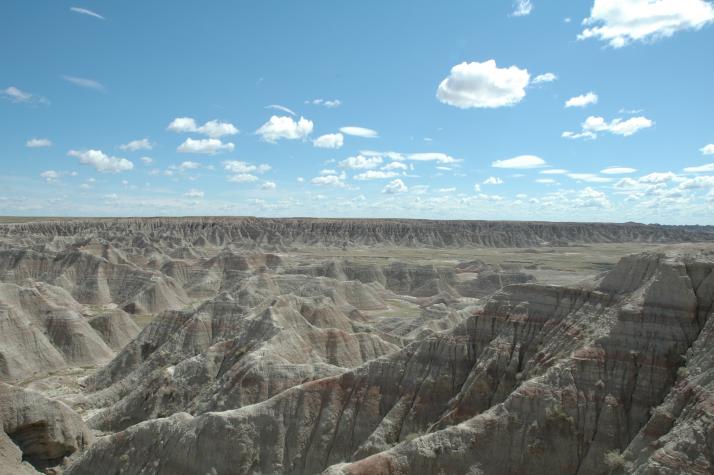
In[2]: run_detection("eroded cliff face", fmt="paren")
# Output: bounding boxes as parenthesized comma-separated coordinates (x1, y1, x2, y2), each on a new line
(2, 217, 712, 249)
(59, 245, 714, 475)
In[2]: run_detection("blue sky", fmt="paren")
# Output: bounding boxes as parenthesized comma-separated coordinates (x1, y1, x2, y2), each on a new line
(2, 0, 714, 223)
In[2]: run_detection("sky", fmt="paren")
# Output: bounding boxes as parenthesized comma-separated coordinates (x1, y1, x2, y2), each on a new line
(2, 0, 714, 224)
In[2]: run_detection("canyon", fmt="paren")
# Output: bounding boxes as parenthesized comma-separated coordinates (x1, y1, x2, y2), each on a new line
(0, 218, 712, 474)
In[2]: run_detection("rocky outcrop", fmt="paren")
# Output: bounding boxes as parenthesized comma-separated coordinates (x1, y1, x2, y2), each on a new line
(62, 246, 714, 475)
(1, 218, 711, 249)
(0, 383, 92, 472)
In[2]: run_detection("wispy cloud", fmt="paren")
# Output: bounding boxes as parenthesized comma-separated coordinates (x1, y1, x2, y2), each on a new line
(70, 7, 105, 20)
(266, 104, 296, 116)
(1, 86, 49, 105)
(512, 0, 533, 17)
(62, 75, 105, 91)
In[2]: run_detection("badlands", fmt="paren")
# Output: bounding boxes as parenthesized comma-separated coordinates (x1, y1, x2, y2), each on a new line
(0, 217, 713, 474)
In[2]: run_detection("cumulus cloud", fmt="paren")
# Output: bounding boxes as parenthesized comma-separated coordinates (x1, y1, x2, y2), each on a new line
(532, 72, 557, 84)
(2, 86, 49, 105)
(178, 161, 200, 170)
(540, 168, 568, 174)
(68, 149, 134, 173)
(535, 178, 556, 184)
(119, 138, 153, 151)
(69, 7, 104, 19)
(184, 189, 204, 198)
(26, 138, 52, 148)
(574, 187, 611, 208)
(228, 174, 258, 183)
(683, 163, 714, 173)
(313, 133, 344, 149)
(678, 176, 714, 189)
(601, 166, 637, 174)
(492, 155, 546, 169)
(512, 0, 533, 16)
(383, 179, 408, 194)
(167, 117, 239, 138)
(354, 170, 399, 181)
(563, 115, 653, 139)
(261, 181, 277, 190)
(339, 126, 378, 138)
(311, 171, 348, 188)
(382, 161, 408, 171)
(437, 60, 530, 109)
(256, 116, 313, 142)
(639, 171, 680, 183)
(579, 0, 714, 48)
(40, 170, 60, 183)
(483, 176, 504, 185)
(339, 155, 383, 170)
(177, 138, 234, 154)
(223, 160, 271, 174)
(140, 156, 153, 165)
(565, 92, 598, 108)
(62, 75, 104, 91)
(700, 144, 714, 155)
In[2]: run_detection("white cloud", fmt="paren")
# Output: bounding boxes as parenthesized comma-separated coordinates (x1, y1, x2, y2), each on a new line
(382, 161, 408, 171)
(179, 161, 200, 170)
(563, 115, 653, 139)
(40, 170, 60, 183)
(492, 155, 546, 169)
(639, 171, 679, 183)
(579, 0, 714, 48)
(574, 187, 611, 208)
(223, 160, 271, 174)
(140, 156, 153, 165)
(313, 133, 344, 149)
(167, 117, 239, 138)
(62, 75, 104, 91)
(683, 163, 714, 173)
(256, 116, 313, 142)
(261, 181, 277, 190)
(340, 126, 379, 138)
(438, 187, 456, 193)
(340, 155, 383, 170)
(567, 173, 612, 183)
(184, 189, 204, 198)
(26, 138, 52, 148)
(436, 60, 530, 109)
(228, 174, 258, 183)
(354, 170, 399, 181)
(308, 99, 341, 108)
(266, 104, 296, 116)
(700, 144, 714, 155)
(69, 7, 104, 20)
(311, 171, 348, 188)
(565, 92, 598, 108)
(68, 149, 134, 173)
(601, 166, 637, 174)
(512, 0, 533, 16)
(2, 86, 48, 105)
(383, 179, 408, 194)
(532, 72, 557, 84)
(540, 168, 568, 174)
(483, 176, 504, 185)
(535, 178, 556, 184)
(678, 176, 714, 189)
(177, 138, 234, 154)
(119, 138, 153, 151)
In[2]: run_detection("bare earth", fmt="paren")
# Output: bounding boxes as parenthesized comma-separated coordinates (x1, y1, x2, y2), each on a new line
(0, 217, 712, 475)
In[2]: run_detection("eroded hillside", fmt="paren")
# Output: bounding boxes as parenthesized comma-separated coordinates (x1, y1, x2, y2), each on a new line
(0, 218, 711, 475)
